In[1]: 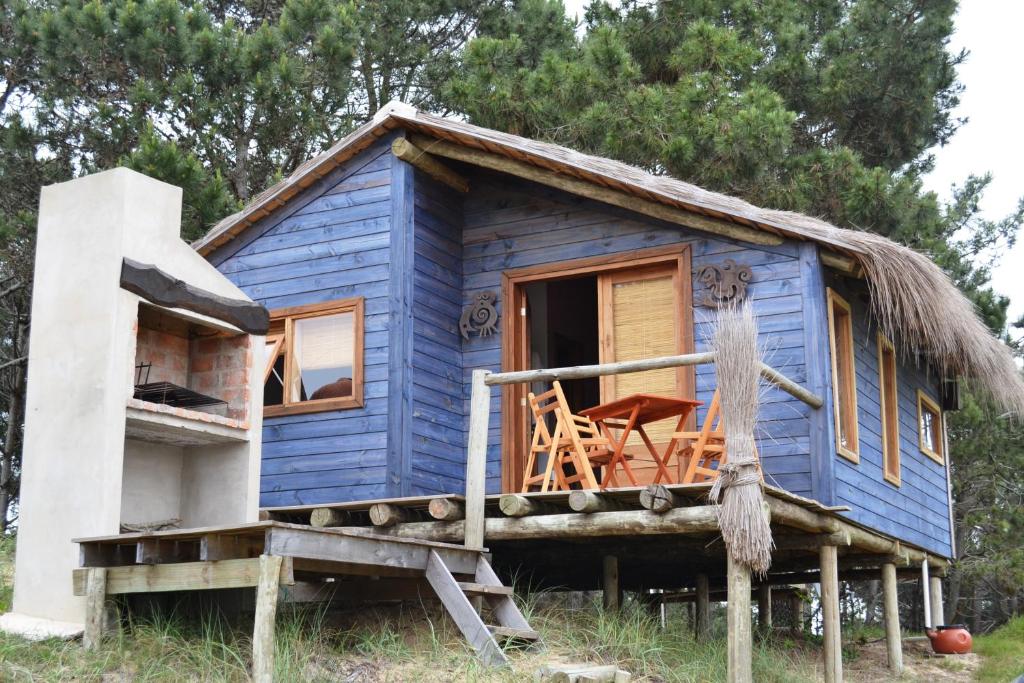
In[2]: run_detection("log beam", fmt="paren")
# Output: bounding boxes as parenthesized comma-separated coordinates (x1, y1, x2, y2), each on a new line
(369, 504, 408, 528)
(569, 491, 623, 513)
(410, 135, 783, 247)
(310, 508, 350, 528)
(378, 505, 721, 543)
(640, 484, 683, 513)
(428, 498, 465, 521)
(391, 138, 470, 193)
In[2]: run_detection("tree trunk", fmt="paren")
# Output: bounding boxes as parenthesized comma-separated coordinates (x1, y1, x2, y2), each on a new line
(0, 319, 26, 534)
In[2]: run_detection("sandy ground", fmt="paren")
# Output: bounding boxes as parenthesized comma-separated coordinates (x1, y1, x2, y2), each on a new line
(847, 637, 979, 682)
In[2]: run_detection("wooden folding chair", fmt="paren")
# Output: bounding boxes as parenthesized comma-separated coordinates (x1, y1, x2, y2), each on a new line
(521, 381, 612, 492)
(673, 389, 761, 484)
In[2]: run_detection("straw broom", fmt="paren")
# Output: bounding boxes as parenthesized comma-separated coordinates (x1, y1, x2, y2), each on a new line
(708, 303, 773, 576)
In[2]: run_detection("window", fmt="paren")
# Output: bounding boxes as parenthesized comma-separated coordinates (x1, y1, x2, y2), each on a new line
(917, 390, 944, 464)
(877, 333, 900, 486)
(263, 298, 364, 417)
(826, 288, 859, 461)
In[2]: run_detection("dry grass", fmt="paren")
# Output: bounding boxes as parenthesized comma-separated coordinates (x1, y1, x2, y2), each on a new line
(710, 303, 773, 575)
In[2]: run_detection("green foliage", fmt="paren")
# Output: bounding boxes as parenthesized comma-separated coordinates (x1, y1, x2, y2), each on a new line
(444, 0, 1021, 328)
(974, 616, 1024, 683)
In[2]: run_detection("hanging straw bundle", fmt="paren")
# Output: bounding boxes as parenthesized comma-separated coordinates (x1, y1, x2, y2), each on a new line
(708, 303, 773, 576)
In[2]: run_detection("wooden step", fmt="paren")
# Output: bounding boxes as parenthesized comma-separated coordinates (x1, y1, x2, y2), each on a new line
(458, 581, 513, 596)
(488, 625, 540, 641)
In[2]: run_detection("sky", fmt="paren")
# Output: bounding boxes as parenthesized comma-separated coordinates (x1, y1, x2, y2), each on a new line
(561, 0, 1024, 333)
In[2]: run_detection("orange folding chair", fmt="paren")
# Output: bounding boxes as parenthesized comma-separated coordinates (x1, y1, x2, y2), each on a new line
(521, 381, 613, 492)
(674, 389, 762, 483)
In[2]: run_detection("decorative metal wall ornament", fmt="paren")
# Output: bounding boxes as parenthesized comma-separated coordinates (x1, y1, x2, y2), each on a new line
(460, 291, 499, 340)
(696, 259, 753, 308)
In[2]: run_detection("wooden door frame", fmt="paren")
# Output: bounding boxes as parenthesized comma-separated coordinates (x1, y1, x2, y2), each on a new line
(499, 244, 694, 493)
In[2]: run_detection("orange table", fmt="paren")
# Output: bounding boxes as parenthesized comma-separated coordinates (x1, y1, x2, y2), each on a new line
(580, 394, 703, 488)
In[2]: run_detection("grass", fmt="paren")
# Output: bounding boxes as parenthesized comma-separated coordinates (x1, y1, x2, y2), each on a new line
(974, 616, 1024, 683)
(0, 588, 822, 682)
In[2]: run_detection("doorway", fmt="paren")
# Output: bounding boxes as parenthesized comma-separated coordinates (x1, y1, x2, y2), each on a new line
(500, 246, 694, 492)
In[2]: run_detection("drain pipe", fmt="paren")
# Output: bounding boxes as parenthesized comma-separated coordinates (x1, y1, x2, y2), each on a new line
(922, 559, 932, 629)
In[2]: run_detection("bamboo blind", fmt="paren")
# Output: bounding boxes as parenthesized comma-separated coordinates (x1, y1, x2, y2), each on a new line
(611, 275, 677, 444)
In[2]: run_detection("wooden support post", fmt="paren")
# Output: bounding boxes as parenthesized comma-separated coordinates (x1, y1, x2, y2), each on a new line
(695, 573, 710, 639)
(252, 555, 283, 683)
(428, 498, 465, 521)
(930, 575, 945, 626)
(639, 484, 682, 513)
(789, 589, 804, 633)
(757, 584, 772, 632)
(310, 508, 349, 528)
(368, 503, 408, 527)
(82, 567, 106, 650)
(603, 556, 622, 612)
(881, 563, 903, 676)
(465, 369, 491, 549)
(727, 556, 752, 683)
(819, 545, 842, 683)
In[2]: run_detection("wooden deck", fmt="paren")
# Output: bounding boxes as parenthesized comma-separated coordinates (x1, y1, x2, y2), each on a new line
(73, 521, 537, 675)
(260, 484, 948, 592)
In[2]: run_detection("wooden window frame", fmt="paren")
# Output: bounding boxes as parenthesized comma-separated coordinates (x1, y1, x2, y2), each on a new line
(263, 297, 364, 418)
(916, 389, 945, 464)
(826, 288, 859, 462)
(876, 332, 901, 486)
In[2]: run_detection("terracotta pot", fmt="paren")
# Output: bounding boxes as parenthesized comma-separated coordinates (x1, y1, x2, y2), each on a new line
(925, 625, 972, 655)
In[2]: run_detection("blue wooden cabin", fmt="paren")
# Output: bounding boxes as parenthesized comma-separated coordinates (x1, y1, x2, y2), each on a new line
(194, 102, 1016, 561)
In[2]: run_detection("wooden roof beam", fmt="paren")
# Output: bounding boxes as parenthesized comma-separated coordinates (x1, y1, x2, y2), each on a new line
(391, 137, 469, 193)
(409, 134, 785, 247)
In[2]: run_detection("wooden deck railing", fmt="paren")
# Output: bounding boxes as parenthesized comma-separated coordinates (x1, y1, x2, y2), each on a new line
(462, 352, 825, 548)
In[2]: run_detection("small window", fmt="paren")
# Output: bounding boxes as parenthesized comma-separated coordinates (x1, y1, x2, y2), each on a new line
(877, 333, 900, 486)
(827, 288, 859, 461)
(263, 298, 364, 417)
(917, 390, 944, 464)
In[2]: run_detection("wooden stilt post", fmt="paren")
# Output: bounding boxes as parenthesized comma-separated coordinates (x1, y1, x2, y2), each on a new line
(252, 555, 283, 683)
(820, 545, 842, 683)
(603, 555, 622, 611)
(757, 584, 772, 632)
(696, 573, 710, 639)
(727, 556, 753, 683)
(929, 575, 945, 626)
(464, 369, 491, 550)
(789, 587, 804, 633)
(82, 567, 107, 650)
(882, 563, 903, 676)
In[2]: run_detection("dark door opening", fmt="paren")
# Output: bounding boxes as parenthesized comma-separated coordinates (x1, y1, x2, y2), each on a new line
(522, 276, 600, 413)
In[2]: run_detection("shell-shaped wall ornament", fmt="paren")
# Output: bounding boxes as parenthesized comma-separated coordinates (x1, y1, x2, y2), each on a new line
(696, 259, 753, 308)
(460, 291, 499, 340)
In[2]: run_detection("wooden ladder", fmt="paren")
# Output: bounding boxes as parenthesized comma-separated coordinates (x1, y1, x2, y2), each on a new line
(423, 549, 539, 667)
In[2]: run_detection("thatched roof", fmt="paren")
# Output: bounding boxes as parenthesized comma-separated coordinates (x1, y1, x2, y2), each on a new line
(195, 101, 1024, 416)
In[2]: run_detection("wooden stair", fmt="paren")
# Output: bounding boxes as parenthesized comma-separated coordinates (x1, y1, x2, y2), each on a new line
(424, 549, 538, 666)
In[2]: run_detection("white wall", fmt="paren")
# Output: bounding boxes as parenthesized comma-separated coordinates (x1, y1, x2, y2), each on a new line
(3, 168, 263, 632)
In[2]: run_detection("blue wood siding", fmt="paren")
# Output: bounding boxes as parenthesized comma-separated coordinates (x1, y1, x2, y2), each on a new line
(825, 274, 953, 557)
(209, 138, 396, 506)
(460, 180, 815, 497)
(408, 171, 466, 495)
